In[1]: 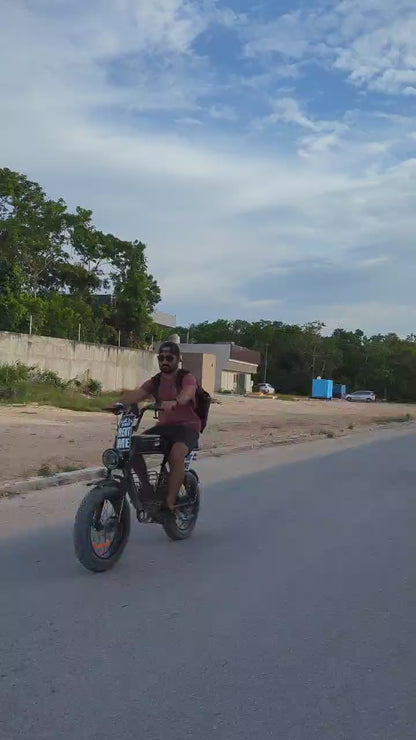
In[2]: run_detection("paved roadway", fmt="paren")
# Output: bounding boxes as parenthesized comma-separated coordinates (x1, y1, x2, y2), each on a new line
(2, 431, 416, 739)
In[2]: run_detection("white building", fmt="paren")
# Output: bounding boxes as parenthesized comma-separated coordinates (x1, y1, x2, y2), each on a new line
(180, 342, 260, 394)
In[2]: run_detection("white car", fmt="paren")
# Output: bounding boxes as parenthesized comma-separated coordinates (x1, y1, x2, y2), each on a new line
(258, 382, 275, 395)
(345, 390, 376, 403)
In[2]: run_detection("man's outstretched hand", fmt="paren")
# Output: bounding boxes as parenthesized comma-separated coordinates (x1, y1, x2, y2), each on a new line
(119, 390, 139, 406)
(161, 400, 177, 412)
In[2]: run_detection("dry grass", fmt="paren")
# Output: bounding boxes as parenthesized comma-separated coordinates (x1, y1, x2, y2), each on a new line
(374, 413, 413, 425)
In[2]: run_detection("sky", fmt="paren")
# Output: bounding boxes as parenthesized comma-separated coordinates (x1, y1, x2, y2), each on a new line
(1, 0, 416, 335)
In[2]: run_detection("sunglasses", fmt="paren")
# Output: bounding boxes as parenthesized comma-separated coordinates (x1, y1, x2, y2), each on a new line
(158, 353, 176, 363)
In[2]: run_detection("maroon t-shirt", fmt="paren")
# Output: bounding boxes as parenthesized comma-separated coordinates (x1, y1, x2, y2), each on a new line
(142, 372, 201, 433)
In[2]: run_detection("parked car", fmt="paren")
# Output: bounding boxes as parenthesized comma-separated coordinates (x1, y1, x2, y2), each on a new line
(258, 382, 275, 394)
(345, 390, 376, 403)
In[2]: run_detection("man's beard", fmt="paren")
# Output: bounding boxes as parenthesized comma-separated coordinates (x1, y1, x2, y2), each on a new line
(160, 364, 177, 374)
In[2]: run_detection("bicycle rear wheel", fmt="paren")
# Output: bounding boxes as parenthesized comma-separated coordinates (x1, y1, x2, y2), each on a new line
(162, 472, 200, 541)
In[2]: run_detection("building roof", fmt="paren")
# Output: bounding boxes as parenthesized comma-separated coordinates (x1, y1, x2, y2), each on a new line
(180, 341, 261, 367)
(152, 311, 176, 329)
(89, 296, 176, 329)
(229, 344, 261, 366)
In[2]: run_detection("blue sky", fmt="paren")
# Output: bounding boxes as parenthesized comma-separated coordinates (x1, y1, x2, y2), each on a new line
(1, 0, 416, 334)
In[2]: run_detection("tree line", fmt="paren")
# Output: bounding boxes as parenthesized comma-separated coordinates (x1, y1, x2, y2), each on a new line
(176, 320, 416, 402)
(0, 168, 160, 347)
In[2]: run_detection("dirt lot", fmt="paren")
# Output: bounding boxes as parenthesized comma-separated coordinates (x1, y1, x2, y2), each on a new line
(0, 395, 414, 483)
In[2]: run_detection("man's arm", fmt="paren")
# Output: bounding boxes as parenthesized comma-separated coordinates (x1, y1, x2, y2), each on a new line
(120, 384, 153, 406)
(176, 374, 197, 406)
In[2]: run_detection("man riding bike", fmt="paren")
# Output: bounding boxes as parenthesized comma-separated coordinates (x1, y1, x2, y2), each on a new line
(120, 341, 200, 515)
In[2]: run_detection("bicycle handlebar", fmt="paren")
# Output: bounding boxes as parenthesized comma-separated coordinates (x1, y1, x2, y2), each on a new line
(103, 402, 162, 416)
(139, 403, 162, 414)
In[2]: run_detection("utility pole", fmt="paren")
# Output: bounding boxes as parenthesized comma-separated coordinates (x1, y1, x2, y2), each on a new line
(29, 315, 33, 335)
(264, 344, 269, 382)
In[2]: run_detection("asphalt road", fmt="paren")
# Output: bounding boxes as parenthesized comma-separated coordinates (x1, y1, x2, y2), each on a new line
(2, 432, 416, 739)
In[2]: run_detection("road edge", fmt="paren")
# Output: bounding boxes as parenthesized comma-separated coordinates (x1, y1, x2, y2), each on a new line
(2, 421, 415, 497)
(0, 466, 105, 497)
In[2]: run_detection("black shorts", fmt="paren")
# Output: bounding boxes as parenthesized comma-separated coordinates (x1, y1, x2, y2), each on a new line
(144, 424, 199, 454)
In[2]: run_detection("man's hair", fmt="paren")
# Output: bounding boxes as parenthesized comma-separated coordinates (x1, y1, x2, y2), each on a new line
(159, 341, 180, 357)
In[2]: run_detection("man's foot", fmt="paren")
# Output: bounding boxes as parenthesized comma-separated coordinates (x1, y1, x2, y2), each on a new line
(166, 496, 176, 513)
(160, 504, 176, 521)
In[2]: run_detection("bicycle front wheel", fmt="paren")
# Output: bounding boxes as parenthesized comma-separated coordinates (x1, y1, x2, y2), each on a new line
(73, 485, 131, 572)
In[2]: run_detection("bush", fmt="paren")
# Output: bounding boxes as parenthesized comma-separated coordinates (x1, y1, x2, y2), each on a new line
(0, 361, 31, 386)
(67, 373, 102, 395)
(0, 362, 66, 388)
(86, 378, 102, 396)
(30, 367, 66, 388)
(0, 362, 110, 411)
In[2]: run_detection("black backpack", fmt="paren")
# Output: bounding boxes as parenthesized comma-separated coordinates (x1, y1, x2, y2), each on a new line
(151, 369, 211, 433)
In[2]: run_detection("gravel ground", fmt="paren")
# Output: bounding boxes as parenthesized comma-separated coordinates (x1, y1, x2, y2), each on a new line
(0, 394, 414, 482)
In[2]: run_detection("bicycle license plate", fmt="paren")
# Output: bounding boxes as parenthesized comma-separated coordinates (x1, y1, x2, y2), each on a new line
(116, 416, 134, 451)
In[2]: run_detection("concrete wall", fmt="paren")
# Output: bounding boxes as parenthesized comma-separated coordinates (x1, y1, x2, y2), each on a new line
(0, 332, 159, 391)
(201, 354, 216, 396)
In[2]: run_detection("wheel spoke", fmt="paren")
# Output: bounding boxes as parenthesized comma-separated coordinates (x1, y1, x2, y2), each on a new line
(90, 498, 122, 558)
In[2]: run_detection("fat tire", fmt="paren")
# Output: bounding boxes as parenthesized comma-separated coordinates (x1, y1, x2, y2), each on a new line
(73, 485, 131, 572)
(162, 472, 200, 541)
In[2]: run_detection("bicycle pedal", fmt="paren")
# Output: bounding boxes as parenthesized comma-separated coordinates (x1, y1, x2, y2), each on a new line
(137, 510, 154, 524)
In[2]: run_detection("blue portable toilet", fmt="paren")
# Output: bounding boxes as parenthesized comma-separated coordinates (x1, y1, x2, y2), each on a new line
(312, 378, 333, 400)
(333, 383, 346, 398)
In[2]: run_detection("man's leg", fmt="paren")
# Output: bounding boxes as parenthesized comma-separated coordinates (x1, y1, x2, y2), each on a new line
(130, 436, 154, 499)
(131, 454, 153, 495)
(166, 442, 188, 511)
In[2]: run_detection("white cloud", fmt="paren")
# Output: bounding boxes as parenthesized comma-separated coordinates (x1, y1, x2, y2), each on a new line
(1, 0, 228, 118)
(322, 302, 416, 336)
(1, 0, 416, 334)
(262, 97, 347, 134)
(267, 98, 317, 129)
(333, 15, 416, 95)
(244, 0, 416, 96)
(244, 9, 319, 59)
(176, 116, 203, 125)
(209, 104, 237, 121)
(298, 133, 341, 157)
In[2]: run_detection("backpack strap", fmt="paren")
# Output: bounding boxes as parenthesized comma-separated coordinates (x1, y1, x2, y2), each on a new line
(175, 368, 190, 391)
(150, 372, 162, 402)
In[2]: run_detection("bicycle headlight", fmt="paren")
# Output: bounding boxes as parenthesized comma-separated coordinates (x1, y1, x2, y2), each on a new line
(102, 449, 120, 470)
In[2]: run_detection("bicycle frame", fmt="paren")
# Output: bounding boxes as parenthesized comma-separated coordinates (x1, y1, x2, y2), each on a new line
(101, 403, 198, 522)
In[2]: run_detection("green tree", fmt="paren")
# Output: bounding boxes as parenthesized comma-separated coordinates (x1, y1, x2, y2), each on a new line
(108, 238, 161, 347)
(0, 168, 69, 295)
(0, 168, 161, 346)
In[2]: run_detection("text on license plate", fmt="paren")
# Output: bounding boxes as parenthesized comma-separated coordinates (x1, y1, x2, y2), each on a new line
(116, 425, 132, 450)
